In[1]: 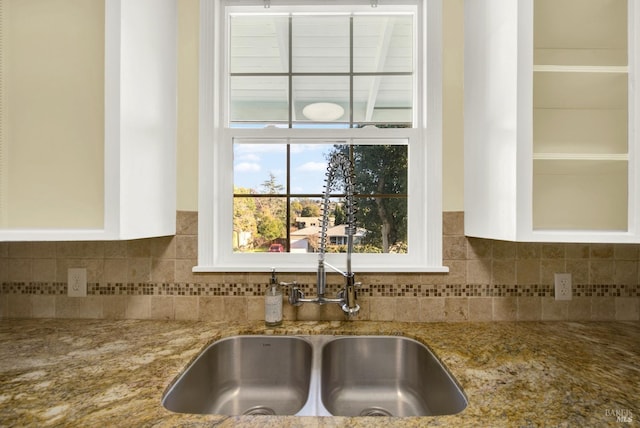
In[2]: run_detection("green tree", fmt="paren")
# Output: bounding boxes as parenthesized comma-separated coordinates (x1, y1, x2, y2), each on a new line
(301, 204, 321, 217)
(333, 203, 346, 225)
(328, 145, 407, 253)
(257, 172, 286, 222)
(251, 173, 286, 247)
(233, 187, 258, 250)
(290, 200, 303, 220)
(261, 172, 284, 194)
(257, 214, 285, 243)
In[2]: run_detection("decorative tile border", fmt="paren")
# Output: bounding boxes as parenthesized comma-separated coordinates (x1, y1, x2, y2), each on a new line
(1, 212, 638, 322)
(2, 281, 638, 298)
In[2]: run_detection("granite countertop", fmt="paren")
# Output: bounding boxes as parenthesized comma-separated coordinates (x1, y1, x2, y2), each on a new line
(0, 319, 638, 427)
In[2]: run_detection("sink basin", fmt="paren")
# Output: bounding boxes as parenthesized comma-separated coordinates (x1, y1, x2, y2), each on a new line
(162, 335, 467, 417)
(162, 335, 313, 415)
(320, 336, 467, 416)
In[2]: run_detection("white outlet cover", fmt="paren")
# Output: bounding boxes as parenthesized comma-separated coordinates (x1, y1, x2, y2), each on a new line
(554, 273, 572, 301)
(68, 268, 87, 297)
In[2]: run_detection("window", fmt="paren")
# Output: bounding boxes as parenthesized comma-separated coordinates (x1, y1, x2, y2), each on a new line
(197, 0, 446, 272)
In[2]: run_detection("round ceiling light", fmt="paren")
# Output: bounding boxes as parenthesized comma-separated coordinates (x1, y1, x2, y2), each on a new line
(302, 102, 345, 121)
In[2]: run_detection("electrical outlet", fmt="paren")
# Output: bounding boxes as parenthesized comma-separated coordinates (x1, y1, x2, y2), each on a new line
(554, 273, 572, 301)
(68, 268, 87, 297)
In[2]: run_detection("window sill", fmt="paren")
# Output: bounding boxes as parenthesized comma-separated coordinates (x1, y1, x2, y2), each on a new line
(193, 263, 449, 274)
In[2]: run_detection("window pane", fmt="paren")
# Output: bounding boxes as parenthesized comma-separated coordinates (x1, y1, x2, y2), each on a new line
(234, 196, 287, 253)
(234, 142, 287, 194)
(336, 144, 408, 253)
(290, 197, 361, 254)
(356, 196, 408, 253)
(353, 75, 413, 124)
(290, 198, 323, 253)
(229, 15, 289, 73)
(290, 144, 334, 194)
(233, 141, 408, 254)
(230, 76, 289, 123)
(293, 76, 349, 123)
(353, 144, 408, 194)
(292, 15, 350, 73)
(353, 15, 413, 73)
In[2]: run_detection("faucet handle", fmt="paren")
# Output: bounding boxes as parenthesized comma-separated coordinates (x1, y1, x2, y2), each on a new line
(284, 281, 304, 306)
(289, 287, 304, 307)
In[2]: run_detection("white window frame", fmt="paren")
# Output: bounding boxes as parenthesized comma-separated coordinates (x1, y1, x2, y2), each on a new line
(196, 0, 446, 273)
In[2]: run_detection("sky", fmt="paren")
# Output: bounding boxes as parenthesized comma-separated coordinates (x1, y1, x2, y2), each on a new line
(234, 143, 338, 195)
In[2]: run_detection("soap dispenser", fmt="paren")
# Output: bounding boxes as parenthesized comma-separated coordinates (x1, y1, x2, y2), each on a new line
(265, 268, 283, 327)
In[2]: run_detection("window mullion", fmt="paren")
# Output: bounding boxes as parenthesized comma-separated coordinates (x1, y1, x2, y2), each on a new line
(287, 16, 293, 251)
(286, 144, 291, 251)
(350, 15, 354, 128)
(288, 15, 293, 128)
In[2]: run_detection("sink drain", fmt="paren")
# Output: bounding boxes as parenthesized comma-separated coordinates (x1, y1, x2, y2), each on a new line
(359, 407, 393, 417)
(243, 406, 276, 416)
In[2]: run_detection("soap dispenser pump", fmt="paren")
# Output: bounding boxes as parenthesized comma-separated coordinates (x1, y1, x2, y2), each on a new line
(265, 268, 283, 327)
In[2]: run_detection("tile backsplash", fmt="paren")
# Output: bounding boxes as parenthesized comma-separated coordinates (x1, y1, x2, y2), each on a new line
(1, 211, 638, 322)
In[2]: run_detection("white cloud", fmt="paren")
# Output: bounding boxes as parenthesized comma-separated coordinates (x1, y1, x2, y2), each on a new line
(296, 161, 327, 172)
(237, 153, 260, 162)
(235, 162, 261, 173)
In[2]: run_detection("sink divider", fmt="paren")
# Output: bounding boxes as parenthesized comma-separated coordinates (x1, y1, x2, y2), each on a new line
(295, 335, 334, 416)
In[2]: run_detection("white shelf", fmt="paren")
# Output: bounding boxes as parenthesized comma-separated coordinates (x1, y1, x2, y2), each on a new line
(533, 153, 628, 161)
(533, 157, 627, 174)
(534, 49, 628, 67)
(533, 65, 628, 73)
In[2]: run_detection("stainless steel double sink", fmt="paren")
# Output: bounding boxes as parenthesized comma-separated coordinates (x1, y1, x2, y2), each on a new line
(162, 335, 467, 417)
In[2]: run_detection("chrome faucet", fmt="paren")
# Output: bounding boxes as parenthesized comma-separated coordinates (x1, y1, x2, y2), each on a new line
(287, 152, 360, 316)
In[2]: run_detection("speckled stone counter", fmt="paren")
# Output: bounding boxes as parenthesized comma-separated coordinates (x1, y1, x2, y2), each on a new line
(0, 320, 638, 427)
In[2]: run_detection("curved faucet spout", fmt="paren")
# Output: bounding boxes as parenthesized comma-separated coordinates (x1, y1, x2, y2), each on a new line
(288, 152, 360, 316)
(319, 152, 357, 275)
(320, 152, 359, 315)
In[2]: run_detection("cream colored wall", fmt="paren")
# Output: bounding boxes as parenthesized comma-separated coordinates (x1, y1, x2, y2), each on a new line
(174, 0, 466, 212)
(442, 0, 464, 211)
(2, 0, 105, 227)
(177, 0, 200, 212)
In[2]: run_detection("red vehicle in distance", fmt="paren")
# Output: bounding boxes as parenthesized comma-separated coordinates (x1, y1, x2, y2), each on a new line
(268, 244, 284, 253)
